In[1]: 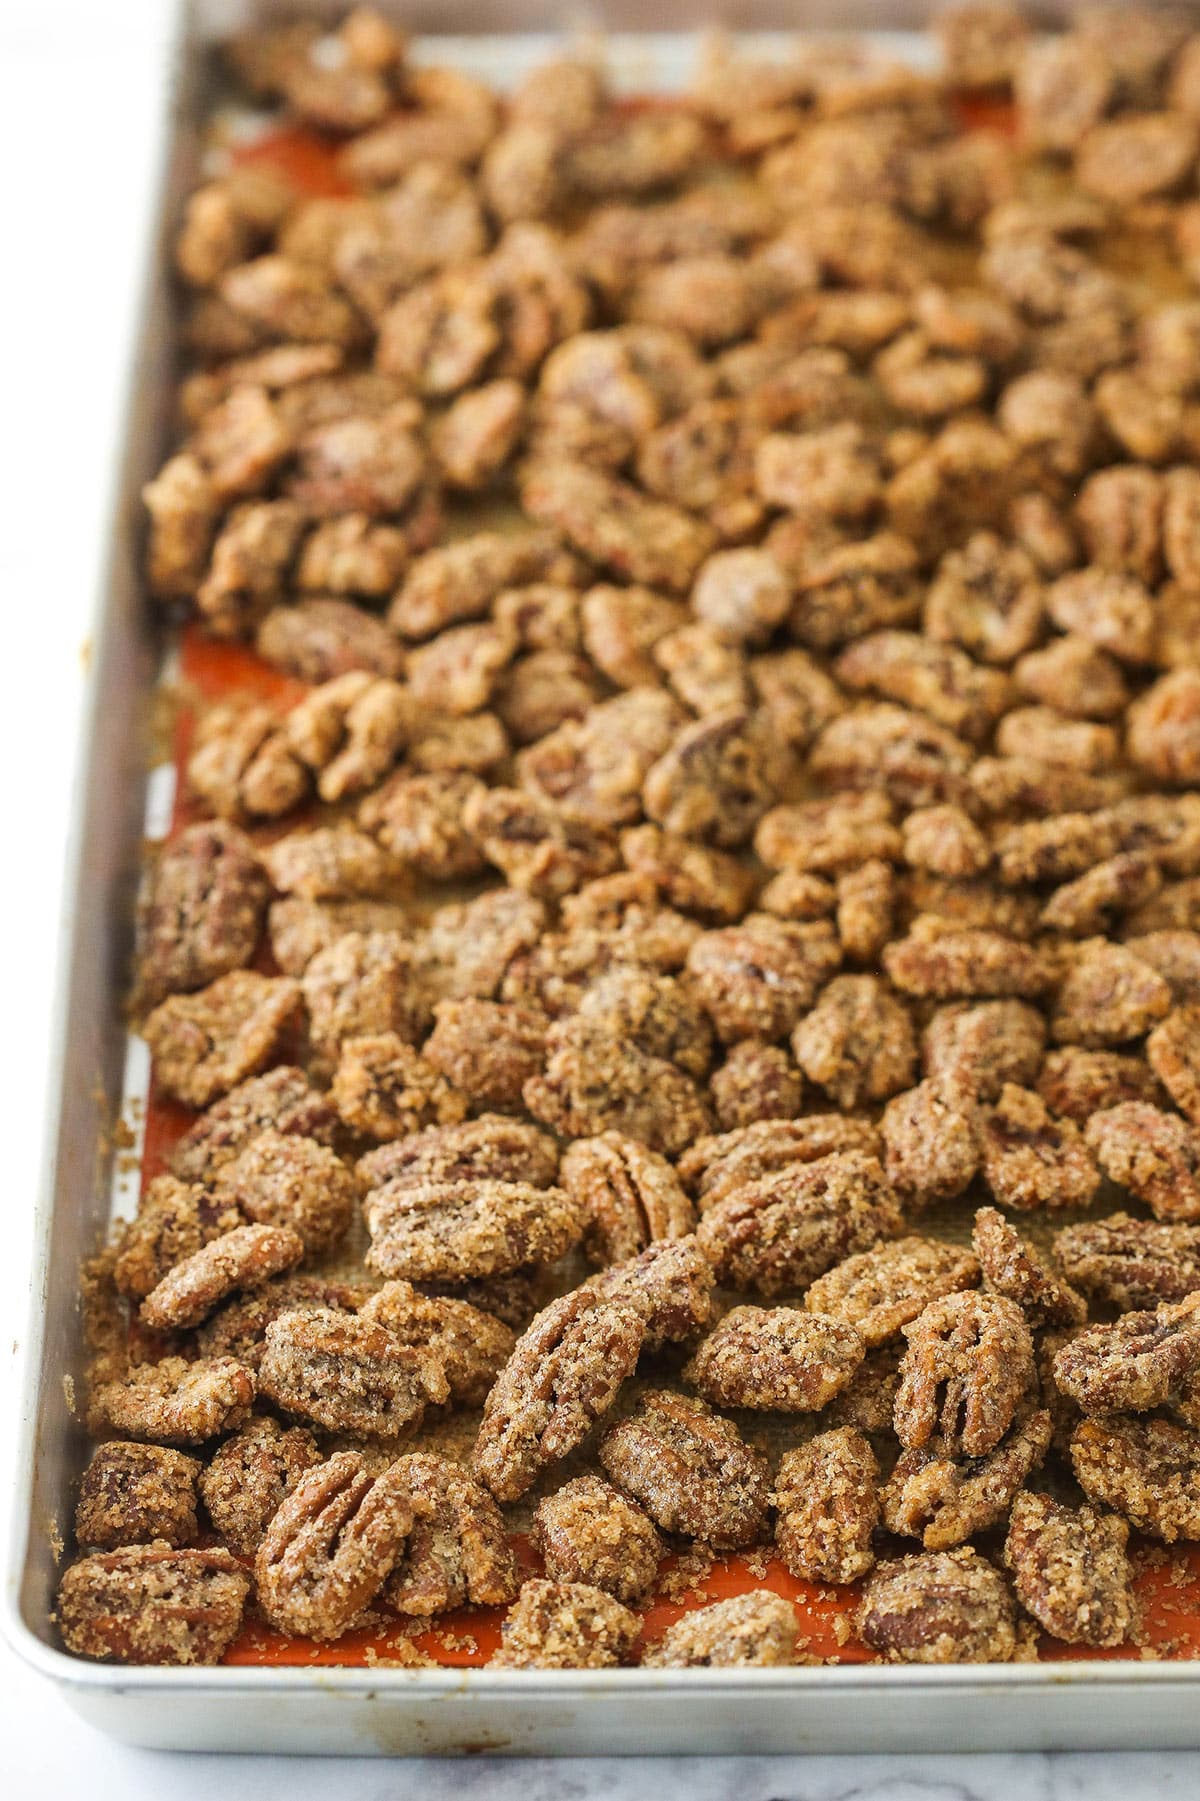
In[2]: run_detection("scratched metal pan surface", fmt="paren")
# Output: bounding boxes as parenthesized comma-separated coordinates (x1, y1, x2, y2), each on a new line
(8, 0, 1200, 1754)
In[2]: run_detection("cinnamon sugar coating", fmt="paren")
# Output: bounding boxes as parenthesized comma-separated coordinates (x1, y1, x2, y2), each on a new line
(859, 1547, 1016, 1664)
(643, 1591, 800, 1668)
(140, 1222, 305, 1332)
(88, 1356, 255, 1446)
(684, 1306, 865, 1412)
(896, 1291, 1034, 1458)
(775, 1427, 881, 1586)
(75, 1444, 201, 1551)
(1086, 1102, 1200, 1222)
(133, 822, 268, 1011)
(1003, 1491, 1132, 1648)
(492, 1579, 640, 1670)
(882, 1408, 1053, 1551)
(562, 1133, 695, 1268)
(807, 1237, 981, 1348)
(364, 1177, 583, 1285)
(142, 972, 301, 1109)
(112, 1175, 242, 1303)
(532, 1474, 664, 1604)
(168, 1066, 336, 1183)
(599, 1389, 771, 1549)
(584, 1236, 716, 1345)
(259, 1306, 448, 1435)
(213, 1129, 358, 1254)
(1071, 1414, 1200, 1542)
(1052, 1302, 1200, 1414)
(383, 1453, 518, 1616)
(679, 1116, 882, 1211)
(59, 1545, 250, 1666)
(977, 1083, 1102, 1212)
(359, 1279, 515, 1406)
(1055, 1214, 1200, 1311)
(199, 1416, 322, 1555)
(971, 1206, 1087, 1327)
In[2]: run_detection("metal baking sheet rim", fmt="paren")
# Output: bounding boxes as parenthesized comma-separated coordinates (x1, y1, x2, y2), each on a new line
(9, 0, 1200, 1754)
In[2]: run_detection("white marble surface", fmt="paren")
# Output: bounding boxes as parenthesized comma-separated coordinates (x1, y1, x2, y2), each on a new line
(0, 5, 1198, 1795)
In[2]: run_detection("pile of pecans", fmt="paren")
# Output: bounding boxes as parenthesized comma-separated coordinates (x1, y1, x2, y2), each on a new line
(59, 5, 1200, 1670)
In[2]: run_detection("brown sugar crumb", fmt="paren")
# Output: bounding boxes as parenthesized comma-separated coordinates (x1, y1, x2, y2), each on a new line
(492, 1579, 640, 1670)
(696, 1150, 904, 1297)
(599, 1389, 771, 1550)
(259, 1307, 448, 1436)
(359, 1279, 515, 1406)
(1052, 939, 1172, 1047)
(133, 823, 268, 1012)
(474, 1289, 644, 1502)
(972, 1207, 1087, 1328)
(685, 1305, 864, 1412)
(88, 1356, 254, 1446)
(922, 999, 1046, 1105)
(58, 1545, 250, 1666)
(807, 1237, 981, 1349)
(978, 1082, 1102, 1212)
(791, 975, 916, 1111)
(255, 1452, 415, 1640)
(1036, 1046, 1165, 1124)
(1004, 1491, 1133, 1647)
(1147, 1007, 1200, 1125)
(775, 1427, 880, 1586)
(142, 971, 301, 1109)
(75, 1444, 201, 1551)
(686, 915, 842, 1043)
(139, 1222, 305, 1332)
(1086, 1102, 1200, 1223)
(710, 1040, 805, 1132)
(1071, 1415, 1200, 1543)
(383, 1453, 518, 1616)
(584, 1236, 716, 1346)
(364, 1176, 582, 1286)
(213, 1129, 357, 1257)
(881, 1079, 981, 1207)
(532, 1475, 664, 1605)
(199, 1416, 322, 1556)
(896, 1291, 1034, 1459)
(858, 1547, 1016, 1664)
(423, 999, 548, 1109)
(169, 1066, 336, 1183)
(679, 1116, 882, 1211)
(331, 1033, 467, 1143)
(826, 1346, 904, 1435)
(882, 1408, 1053, 1551)
(643, 1590, 800, 1668)
(112, 1175, 242, 1302)
(1055, 1213, 1200, 1311)
(524, 1017, 711, 1157)
(197, 1273, 365, 1371)
(561, 1133, 695, 1268)
(1052, 1303, 1200, 1415)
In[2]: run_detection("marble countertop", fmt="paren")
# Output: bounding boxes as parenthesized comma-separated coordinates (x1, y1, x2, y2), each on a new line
(0, 6, 1197, 1795)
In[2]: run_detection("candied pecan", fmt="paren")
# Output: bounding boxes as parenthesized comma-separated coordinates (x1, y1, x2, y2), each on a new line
(884, 925, 1054, 1002)
(577, 966, 713, 1078)
(295, 513, 409, 599)
(1003, 1491, 1132, 1648)
(679, 1116, 883, 1211)
(644, 1591, 800, 1669)
(923, 532, 1043, 666)
(463, 786, 619, 900)
(1086, 1101, 1200, 1222)
(881, 1081, 981, 1207)
(710, 1040, 805, 1133)
(1147, 1005, 1200, 1125)
(978, 1083, 1101, 1212)
(1129, 669, 1200, 787)
(836, 859, 896, 963)
(256, 597, 406, 683)
(421, 998, 547, 1110)
(1124, 929, 1200, 1006)
(302, 930, 429, 1065)
(1076, 112, 1198, 204)
(521, 459, 715, 593)
(1053, 1302, 1200, 1414)
(620, 823, 755, 925)
(58, 1545, 249, 1667)
(89, 1356, 254, 1445)
(197, 1272, 365, 1372)
(755, 793, 901, 877)
(263, 825, 400, 901)
(896, 1290, 1033, 1458)
(690, 548, 793, 648)
(881, 1409, 1052, 1551)
(755, 421, 883, 518)
(195, 499, 308, 638)
(696, 1150, 903, 1297)
(580, 583, 688, 688)
(1052, 938, 1172, 1046)
(585, 1236, 715, 1346)
(492, 1579, 639, 1670)
(331, 1033, 467, 1143)
(260, 1307, 447, 1435)
(143, 453, 219, 600)
(357, 771, 485, 883)
(1075, 464, 1163, 584)
(686, 915, 841, 1044)
(285, 673, 414, 804)
(169, 1065, 336, 1182)
(997, 369, 1099, 482)
(112, 1176, 242, 1303)
(641, 708, 780, 849)
(599, 1388, 770, 1549)
(431, 379, 526, 490)
(190, 385, 293, 501)
(519, 688, 684, 829)
(1041, 853, 1163, 937)
(807, 1236, 980, 1349)
(405, 621, 516, 719)
(524, 1016, 710, 1157)
(133, 823, 268, 1012)
(997, 707, 1120, 773)
(786, 533, 922, 652)
(923, 1000, 1047, 1106)
(810, 704, 974, 811)
(826, 1344, 903, 1434)
(255, 1452, 415, 1640)
(1056, 1213, 1200, 1311)
(1013, 635, 1130, 720)
(75, 1443, 201, 1552)
(357, 1113, 559, 1192)
(775, 1427, 880, 1586)
(684, 1305, 864, 1412)
(1072, 1414, 1200, 1541)
(562, 1133, 694, 1269)
(474, 1288, 644, 1501)
(971, 755, 1129, 818)
(364, 1174, 580, 1286)
(199, 1416, 321, 1556)
(140, 1223, 304, 1332)
(1047, 567, 1157, 667)
(859, 1547, 1015, 1664)
(533, 1475, 663, 1606)
(424, 889, 547, 1002)
(497, 649, 600, 745)
(142, 972, 301, 1109)
(972, 1206, 1086, 1328)
(750, 647, 845, 758)
(654, 623, 750, 716)
(792, 974, 916, 1111)
(382, 1453, 518, 1616)
(214, 1130, 357, 1256)
(902, 806, 990, 881)
(360, 1280, 514, 1406)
